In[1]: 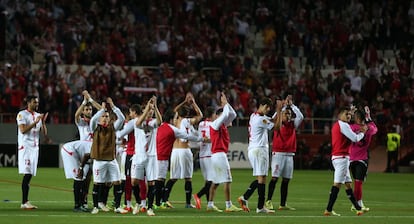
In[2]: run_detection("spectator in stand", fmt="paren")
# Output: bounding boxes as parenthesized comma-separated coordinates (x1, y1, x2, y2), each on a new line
(234, 14, 250, 54)
(1, 0, 414, 134)
(363, 43, 378, 69)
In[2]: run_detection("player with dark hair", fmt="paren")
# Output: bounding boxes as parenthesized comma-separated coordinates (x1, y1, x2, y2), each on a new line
(116, 104, 148, 213)
(206, 92, 243, 212)
(17, 95, 48, 209)
(349, 106, 377, 211)
(155, 109, 204, 208)
(89, 97, 127, 214)
(161, 93, 203, 208)
(323, 106, 369, 216)
(239, 97, 275, 213)
(266, 95, 304, 211)
(193, 106, 215, 209)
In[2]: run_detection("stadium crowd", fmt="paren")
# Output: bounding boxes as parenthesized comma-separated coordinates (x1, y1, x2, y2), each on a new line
(1, 0, 414, 142)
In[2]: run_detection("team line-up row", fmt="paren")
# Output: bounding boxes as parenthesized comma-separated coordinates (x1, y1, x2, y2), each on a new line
(17, 90, 375, 216)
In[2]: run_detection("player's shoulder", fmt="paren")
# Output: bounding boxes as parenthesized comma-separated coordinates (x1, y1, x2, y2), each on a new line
(17, 110, 29, 120)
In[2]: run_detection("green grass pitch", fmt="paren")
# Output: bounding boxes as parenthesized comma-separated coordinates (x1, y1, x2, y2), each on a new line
(0, 167, 413, 224)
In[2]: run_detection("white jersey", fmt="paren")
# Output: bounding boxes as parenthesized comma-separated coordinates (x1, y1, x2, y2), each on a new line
(62, 140, 92, 160)
(198, 119, 212, 158)
(134, 118, 158, 156)
(248, 112, 274, 150)
(76, 117, 93, 141)
(178, 118, 197, 143)
(17, 110, 43, 149)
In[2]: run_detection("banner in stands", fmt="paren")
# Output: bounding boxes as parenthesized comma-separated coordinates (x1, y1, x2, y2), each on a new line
(0, 144, 59, 167)
(228, 142, 250, 168)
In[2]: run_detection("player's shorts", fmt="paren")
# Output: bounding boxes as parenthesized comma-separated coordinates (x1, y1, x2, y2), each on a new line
(332, 155, 352, 184)
(248, 147, 269, 176)
(199, 156, 213, 181)
(61, 144, 90, 180)
(157, 160, 169, 180)
(170, 148, 193, 179)
(92, 159, 121, 183)
(350, 160, 368, 181)
(131, 154, 158, 181)
(211, 152, 232, 184)
(271, 152, 294, 179)
(18, 145, 39, 176)
(145, 156, 158, 181)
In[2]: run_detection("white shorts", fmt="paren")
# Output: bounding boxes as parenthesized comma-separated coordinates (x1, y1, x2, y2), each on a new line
(248, 147, 269, 176)
(157, 160, 169, 180)
(170, 148, 193, 179)
(199, 156, 213, 181)
(211, 152, 232, 184)
(92, 159, 121, 183)
(61, 144, 90, 180)
(271, 152, 294, 179)
(131, 155, 158, 181)
(18, 145, 39, 176)
(332, 156, 352, 184)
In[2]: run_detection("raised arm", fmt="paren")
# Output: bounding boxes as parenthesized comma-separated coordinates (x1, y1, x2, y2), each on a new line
(273, 99, 284, 131)
(85, 90, 102, 110)
(75, 90, 102, 124)
(107, 97, 125, 130)
(153, 96, 163, 126)
(74, 91, 88, 124)
(188, 93, 203, 125)
(117, 119, 135, 139)
(211, 92, 236, 130)
(291, 104, 304, 129)
(173, 95, 188, 113)
(136, 98, 153, 127)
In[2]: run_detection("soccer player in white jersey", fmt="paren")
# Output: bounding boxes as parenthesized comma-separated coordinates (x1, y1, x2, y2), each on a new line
(130, 96, 162, 216)
(74, 90, 102, 141)
(17, 95, 48, 209)
(206, 92, 243, 213)
(61, 140, 93, 212)
(193, 107, 215, 209)
(238, 97, 275, 213)
(73, 90, 101, 210)
(116, 104, 148, 213)
(162, 93, 203, 208)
